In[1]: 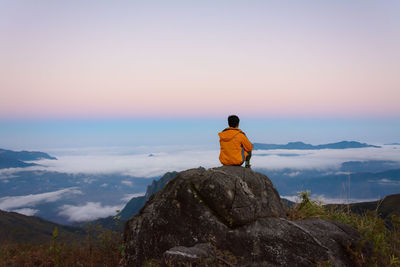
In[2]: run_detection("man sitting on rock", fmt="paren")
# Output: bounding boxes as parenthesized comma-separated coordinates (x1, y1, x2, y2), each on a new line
(219, 115, 253, 168)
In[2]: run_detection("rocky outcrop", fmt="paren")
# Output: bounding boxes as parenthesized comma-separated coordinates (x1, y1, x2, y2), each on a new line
(124, 166, 370, 266)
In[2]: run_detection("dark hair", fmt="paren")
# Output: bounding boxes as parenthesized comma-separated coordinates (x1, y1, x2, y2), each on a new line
(228, 115, 240, 127)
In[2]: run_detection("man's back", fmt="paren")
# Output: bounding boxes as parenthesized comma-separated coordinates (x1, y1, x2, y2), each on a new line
(219, 126, 253, 166)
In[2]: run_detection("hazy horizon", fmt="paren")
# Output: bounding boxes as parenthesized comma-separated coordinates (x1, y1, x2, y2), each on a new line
(0, 117, 399, 151)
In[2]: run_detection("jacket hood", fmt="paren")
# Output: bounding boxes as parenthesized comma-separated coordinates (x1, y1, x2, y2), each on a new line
(219, 128, 242, 142)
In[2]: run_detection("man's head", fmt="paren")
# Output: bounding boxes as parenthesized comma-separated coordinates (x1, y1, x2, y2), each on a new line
(228, 115, 240, 128)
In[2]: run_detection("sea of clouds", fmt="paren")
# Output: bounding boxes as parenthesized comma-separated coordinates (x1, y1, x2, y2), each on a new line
(1, 144, 399, 221)
(0, 187, 142, 221)
(0, 187, 83, 217)
(22, 144, 400, 178)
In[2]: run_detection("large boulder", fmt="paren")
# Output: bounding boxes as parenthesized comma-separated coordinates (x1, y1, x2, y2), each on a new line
(124, 166, 369, 266)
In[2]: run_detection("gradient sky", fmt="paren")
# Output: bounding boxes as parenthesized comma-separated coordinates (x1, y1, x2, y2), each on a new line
(1, 0, 399, 119)
(1, 1, 400, 149)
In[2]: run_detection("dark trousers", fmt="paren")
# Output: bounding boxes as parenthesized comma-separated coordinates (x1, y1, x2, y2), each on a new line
(245, 151, 252, 167)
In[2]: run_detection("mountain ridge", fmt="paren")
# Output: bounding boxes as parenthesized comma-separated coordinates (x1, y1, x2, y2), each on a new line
(0, 209, 84, 244)
(254, 140, 380, 150)
(0, 148, 56, 169)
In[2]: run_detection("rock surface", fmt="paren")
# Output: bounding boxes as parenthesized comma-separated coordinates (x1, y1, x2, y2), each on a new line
(163, 243, 215, 266)
(124, 166, 369, 266)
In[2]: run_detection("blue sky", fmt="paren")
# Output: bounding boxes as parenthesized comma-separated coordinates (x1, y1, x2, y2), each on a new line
(1, 118, 399, 150)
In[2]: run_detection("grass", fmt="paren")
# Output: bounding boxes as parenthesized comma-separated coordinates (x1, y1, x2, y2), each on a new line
(288, 191, 400, 266)
(0, 213, 125, 267)
(0, 224, 123, 267)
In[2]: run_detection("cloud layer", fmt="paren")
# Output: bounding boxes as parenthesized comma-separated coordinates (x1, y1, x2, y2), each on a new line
(2, 145, 399, 220)
(31, 147, 220, 177)
(253, 146, 400, 170)
(11, 208, 39, 216)
(26, 145, 400, 178)
(121, 193, 145, 202)
(0, 187, 82, 210)
(58, 202, 123, 222)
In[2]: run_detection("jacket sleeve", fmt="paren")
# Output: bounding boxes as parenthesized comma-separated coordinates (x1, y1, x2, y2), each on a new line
(240, 133, 253, 152)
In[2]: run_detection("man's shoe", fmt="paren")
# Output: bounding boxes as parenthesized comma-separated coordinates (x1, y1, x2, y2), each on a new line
(245, 163, 251, 168)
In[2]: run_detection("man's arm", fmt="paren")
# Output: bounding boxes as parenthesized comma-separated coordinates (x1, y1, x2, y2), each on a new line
(240, 133, 253, 152)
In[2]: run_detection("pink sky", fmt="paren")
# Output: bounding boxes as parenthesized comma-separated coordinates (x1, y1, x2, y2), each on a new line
(1, 1, 399, 119)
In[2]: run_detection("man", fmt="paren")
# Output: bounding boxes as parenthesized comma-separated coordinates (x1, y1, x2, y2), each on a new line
(219, 115, 253, 168)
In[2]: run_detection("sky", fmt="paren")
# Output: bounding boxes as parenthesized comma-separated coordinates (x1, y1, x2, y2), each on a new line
(1, 1, 400, 147)
(1, 118, 400, 150)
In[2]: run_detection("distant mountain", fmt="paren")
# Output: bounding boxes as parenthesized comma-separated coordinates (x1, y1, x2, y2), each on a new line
(91, 171, 179, 230)
(0, 148, 57, 161)
(0, 156, 37, 169)
(253, 141, 380, 150)
(385, 142, 400, 145)
(0, 209, 84, 244)
(0, 148, 56, 169)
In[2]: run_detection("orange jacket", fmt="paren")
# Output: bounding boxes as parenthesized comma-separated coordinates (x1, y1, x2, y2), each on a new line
(219, 127, 253, 165)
